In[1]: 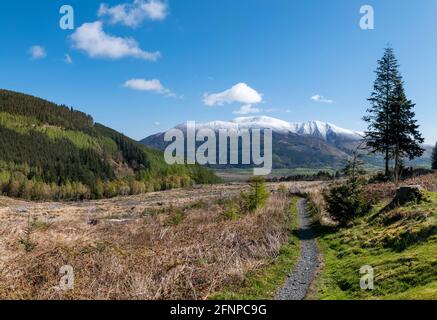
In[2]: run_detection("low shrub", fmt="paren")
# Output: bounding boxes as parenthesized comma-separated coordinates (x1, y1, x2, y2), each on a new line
(240, 177, 270, 213)
(324, 178, 372, 226)
(223, 201, 240, 221)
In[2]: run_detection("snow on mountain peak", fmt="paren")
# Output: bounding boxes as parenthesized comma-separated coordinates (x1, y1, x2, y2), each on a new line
(174, 116, 363, 141)
(232, 116, 293, 132)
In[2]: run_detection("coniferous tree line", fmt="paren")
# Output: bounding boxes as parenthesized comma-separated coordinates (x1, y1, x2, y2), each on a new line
(0, 89, 94, 131)
(0, 126, 115, 184)
(364, 47, 424, 182)
(0, 90, 219, 200)
(94, 124, 150, 170)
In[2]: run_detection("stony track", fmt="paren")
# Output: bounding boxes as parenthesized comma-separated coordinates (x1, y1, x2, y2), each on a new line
(276, 199, 320, 300)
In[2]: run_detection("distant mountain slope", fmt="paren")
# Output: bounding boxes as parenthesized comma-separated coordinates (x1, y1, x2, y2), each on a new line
(171, 116, 363, 142)
(141, 116, 432, 170)
(0, 89, 218, 200)
(141, 116, 361, 169)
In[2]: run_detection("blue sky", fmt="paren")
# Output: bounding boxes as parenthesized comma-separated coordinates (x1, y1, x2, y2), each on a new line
(0, 0, 436, 143)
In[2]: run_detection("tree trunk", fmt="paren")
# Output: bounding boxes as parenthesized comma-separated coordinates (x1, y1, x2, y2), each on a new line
(394, 143, 400, 185)
(395, 159, 398, 185)
(385, 148, 390, 177)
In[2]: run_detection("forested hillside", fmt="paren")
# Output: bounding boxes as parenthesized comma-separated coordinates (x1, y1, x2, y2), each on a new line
(0, 89, 218, 200)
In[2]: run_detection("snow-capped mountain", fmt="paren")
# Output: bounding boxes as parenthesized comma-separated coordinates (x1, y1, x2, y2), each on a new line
(141, 116, 365, 170)
(174, 116, 363, 142)
(140, 116, 430, 170)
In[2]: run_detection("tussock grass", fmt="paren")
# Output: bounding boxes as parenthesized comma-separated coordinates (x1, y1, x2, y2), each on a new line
(211, 197, 300, 300)
(0, 191, 295, 300)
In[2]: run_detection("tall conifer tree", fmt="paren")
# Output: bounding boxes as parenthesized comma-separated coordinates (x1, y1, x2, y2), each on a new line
(388, 79, 424, 182)
(364, 47, 401, 176)
(364, 47, 424, 180)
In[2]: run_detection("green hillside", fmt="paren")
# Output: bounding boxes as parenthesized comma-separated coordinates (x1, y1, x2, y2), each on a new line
(312, 184, 437, 300)
(0, 89, 218, 201)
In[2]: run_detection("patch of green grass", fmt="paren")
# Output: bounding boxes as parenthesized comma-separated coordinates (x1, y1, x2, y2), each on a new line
(165, 207, 186, 226)
(210, 197, 301, 300)
(383, 281, 437, 300)
(313, 191, 437, 300)
(30, 217, 52, 231)
(223, 201, 241, 221)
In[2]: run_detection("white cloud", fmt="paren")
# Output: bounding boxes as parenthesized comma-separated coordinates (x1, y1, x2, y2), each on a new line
(311, 94, 334, 104)
(70, 21, 160, 61)
(123, 78, 174, 96)
(153, 121, 161, 126)
(203, 83, 262, 107)
(98, 0, 168, 27)
(29, 46, 46, 60)
(141, 0, 168, 20)
(64, 54, 73, 64)
(233, 104, 262, 115)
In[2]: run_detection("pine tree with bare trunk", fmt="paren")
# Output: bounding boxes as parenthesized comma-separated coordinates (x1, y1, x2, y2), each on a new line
(364, 47, 424, 181)
(388, 79, 424, 184)
(364, 47, 401, 177)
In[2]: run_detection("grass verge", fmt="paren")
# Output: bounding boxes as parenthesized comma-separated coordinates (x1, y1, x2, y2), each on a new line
(210, 196, 301, 300)
(311, 191, 437, 300)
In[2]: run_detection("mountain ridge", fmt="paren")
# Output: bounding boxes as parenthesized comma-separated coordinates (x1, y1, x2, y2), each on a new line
(171, 116, 364, 142)
(141, 116, 432, 170)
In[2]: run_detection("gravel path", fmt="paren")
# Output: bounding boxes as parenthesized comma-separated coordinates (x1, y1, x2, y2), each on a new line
(276, 198, 320, 300)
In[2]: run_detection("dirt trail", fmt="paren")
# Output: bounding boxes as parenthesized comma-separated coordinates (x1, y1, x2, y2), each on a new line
(276, 199, 320, 300)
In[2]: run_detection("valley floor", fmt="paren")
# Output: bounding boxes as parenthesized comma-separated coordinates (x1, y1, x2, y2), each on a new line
(0, 181, 326, 299)
(1, 176, 435, 300)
